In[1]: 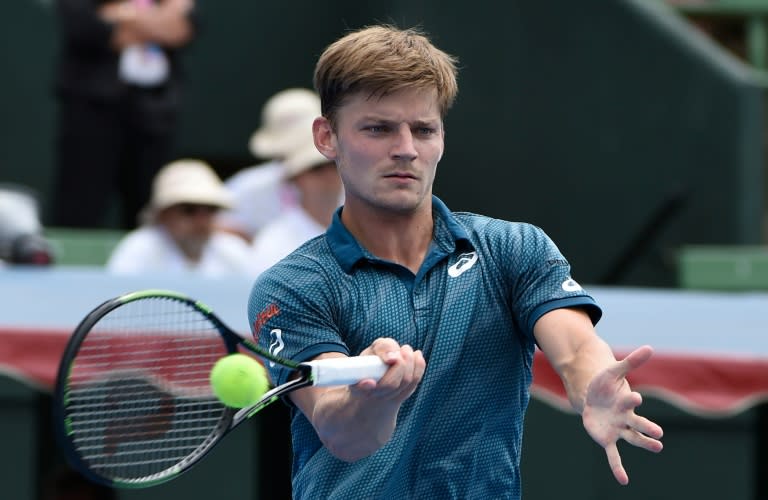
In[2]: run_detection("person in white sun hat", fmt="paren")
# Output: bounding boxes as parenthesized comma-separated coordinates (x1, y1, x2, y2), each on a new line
(106, 158, 251, 276)
(248, 138, 343, 276)
(216, 88, 322, 242)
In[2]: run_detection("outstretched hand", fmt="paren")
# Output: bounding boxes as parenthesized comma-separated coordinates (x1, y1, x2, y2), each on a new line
(581, 345, 664, 485)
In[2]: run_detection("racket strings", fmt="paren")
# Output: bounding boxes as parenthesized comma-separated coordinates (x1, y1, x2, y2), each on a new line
(63, 297, 232, 483)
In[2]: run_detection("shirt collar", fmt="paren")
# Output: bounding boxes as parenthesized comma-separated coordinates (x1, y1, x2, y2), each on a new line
(326, 195, 473, 274)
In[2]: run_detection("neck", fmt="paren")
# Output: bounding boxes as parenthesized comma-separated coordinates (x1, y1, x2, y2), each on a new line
(342, 200, 433, 274)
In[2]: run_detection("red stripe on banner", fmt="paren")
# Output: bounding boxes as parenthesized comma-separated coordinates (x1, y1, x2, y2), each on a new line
(2, 326, 768, 416)
(0, 327, 227, 392)
(0, 327, 71, 391)
(532, 350, 768, 417)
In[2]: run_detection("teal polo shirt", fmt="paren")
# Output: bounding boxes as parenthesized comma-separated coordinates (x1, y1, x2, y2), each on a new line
(247, 196, 601, 499)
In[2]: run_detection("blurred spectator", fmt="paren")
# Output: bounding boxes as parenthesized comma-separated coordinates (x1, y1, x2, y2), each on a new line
(216, 88, 321, 241)
(52, 0, 196, 230)
(0, 184, 54, 266)
(106, 159, 251, 275)
(249, 140, 342, 276)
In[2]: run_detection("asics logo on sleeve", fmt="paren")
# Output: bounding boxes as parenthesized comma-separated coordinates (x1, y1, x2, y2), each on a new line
(561, 278, 583, 292)
(268, 329, 284, 367)
(448, 251, 478, 277)
(252, 303, 281, 342)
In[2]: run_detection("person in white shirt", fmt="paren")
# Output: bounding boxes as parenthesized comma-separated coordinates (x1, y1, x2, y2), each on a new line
(107, 159, 251, 276)
(249, 139, 342, 276)
(216, 88, 321, 242)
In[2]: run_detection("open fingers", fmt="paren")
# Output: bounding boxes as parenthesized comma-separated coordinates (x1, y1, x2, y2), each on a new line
(629, 413, 664, 440)
(605, 443, 629, 485)
(625, 414, 664, 454)
(621, 426, 664, 453)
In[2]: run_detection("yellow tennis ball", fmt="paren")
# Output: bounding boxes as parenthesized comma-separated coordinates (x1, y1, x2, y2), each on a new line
(210, 354, 269, 408)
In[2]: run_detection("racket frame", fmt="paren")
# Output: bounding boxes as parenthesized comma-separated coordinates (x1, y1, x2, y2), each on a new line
(53, 289, 385, 488)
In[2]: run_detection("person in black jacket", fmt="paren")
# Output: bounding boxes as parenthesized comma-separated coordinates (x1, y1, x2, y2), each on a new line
(51, 0, 196, 229)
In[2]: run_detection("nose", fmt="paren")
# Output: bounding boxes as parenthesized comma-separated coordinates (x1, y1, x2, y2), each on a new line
(391, 124, 418, 161)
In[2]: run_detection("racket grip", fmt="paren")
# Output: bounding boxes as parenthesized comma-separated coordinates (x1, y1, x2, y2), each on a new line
(306, 356, 388, 387)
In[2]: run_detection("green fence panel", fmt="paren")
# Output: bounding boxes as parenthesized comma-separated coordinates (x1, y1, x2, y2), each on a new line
(678, 244, 768, 290)
(44, 228, 125, 267)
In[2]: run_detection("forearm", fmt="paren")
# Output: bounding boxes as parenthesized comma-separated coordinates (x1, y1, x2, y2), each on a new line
(553, 334, 617, 414)
(101, 0, 194, 49)
(536, 309, 663, 485)
(129, 3, 194, 47)
(309, 387, 400, 462)
(534, 307, 618, 414)
(290, 342, 425, 462)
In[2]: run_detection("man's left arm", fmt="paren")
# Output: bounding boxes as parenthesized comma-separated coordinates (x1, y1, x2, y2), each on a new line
(533, 307, 664, 485)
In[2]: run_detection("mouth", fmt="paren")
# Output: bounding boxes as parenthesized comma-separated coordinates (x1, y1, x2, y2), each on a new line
(383, 171, 417, 180)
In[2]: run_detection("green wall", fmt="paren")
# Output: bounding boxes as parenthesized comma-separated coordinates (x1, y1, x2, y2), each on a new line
(0, 378, 38, 499)
(522, 397, 759, 500)
(0, 1, 56, 213)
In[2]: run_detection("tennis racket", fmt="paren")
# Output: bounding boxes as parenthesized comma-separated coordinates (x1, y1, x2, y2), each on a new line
(53, 289, 387, 488)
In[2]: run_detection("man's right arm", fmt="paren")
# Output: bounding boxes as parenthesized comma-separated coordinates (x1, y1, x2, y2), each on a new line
(289, 338, 425, 462)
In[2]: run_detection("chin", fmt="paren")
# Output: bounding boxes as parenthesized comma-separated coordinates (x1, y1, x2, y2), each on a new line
(178, 237, 208, 258)
(375, 191, 428, 214)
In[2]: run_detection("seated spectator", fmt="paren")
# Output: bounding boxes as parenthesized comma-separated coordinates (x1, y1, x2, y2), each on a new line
(107, 159, 250, 276)
(0, 184, 54, 266)
(216, 88, 321, 242)
(249, 140, 342, 276)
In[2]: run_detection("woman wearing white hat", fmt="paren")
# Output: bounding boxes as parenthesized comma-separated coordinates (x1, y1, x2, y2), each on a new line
(106, 159, 252, 276)
(216, 88, 322, 242)
(248, 139, 343, 276)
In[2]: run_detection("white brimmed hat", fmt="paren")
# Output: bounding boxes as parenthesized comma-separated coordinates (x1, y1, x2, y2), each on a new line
(148, 159, 233, 213)
(249, 88, 321, 159)
(283, 142, 334, 179)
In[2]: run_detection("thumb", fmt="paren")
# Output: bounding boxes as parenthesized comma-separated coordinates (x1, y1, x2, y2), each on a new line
(614, 345, 654, 378)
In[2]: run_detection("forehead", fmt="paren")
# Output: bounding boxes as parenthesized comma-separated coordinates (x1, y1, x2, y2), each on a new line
(338, 87, 442, 123)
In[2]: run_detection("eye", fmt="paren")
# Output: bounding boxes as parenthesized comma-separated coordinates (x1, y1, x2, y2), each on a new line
(364, 124, 389, 134)
(415, 126, 437, 136)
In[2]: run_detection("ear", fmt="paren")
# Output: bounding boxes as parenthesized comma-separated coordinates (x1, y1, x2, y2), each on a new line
(313, 116, 337, 161)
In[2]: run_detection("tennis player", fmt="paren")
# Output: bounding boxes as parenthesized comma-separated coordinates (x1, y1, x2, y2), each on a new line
(247, 24, 663, 499)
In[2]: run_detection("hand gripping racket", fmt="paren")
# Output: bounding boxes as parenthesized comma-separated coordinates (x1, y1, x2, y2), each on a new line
(52, 289, 387, 488)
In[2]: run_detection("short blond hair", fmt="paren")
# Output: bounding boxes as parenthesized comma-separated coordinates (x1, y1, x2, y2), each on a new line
(314, 25, 459, 124)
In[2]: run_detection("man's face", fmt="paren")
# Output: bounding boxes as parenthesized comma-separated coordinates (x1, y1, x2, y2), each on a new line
(157, 203, 219, 259)
(292, 162, 343, 207)
(317, 87, 444, 216)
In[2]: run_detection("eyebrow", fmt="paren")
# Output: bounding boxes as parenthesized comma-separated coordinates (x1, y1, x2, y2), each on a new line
(360, 115, 441, 127)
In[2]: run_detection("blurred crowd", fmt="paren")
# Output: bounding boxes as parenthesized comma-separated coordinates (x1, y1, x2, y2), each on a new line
(0, 4, 338, 496)
(103, 87, 340, 277)
(0, 0, 342, 280)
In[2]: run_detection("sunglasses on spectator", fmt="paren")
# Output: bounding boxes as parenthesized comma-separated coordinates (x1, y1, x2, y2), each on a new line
(175, 203, 220, 216)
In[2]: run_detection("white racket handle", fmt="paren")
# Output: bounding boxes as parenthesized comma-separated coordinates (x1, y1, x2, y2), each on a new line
(305, 356, 388, 387)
